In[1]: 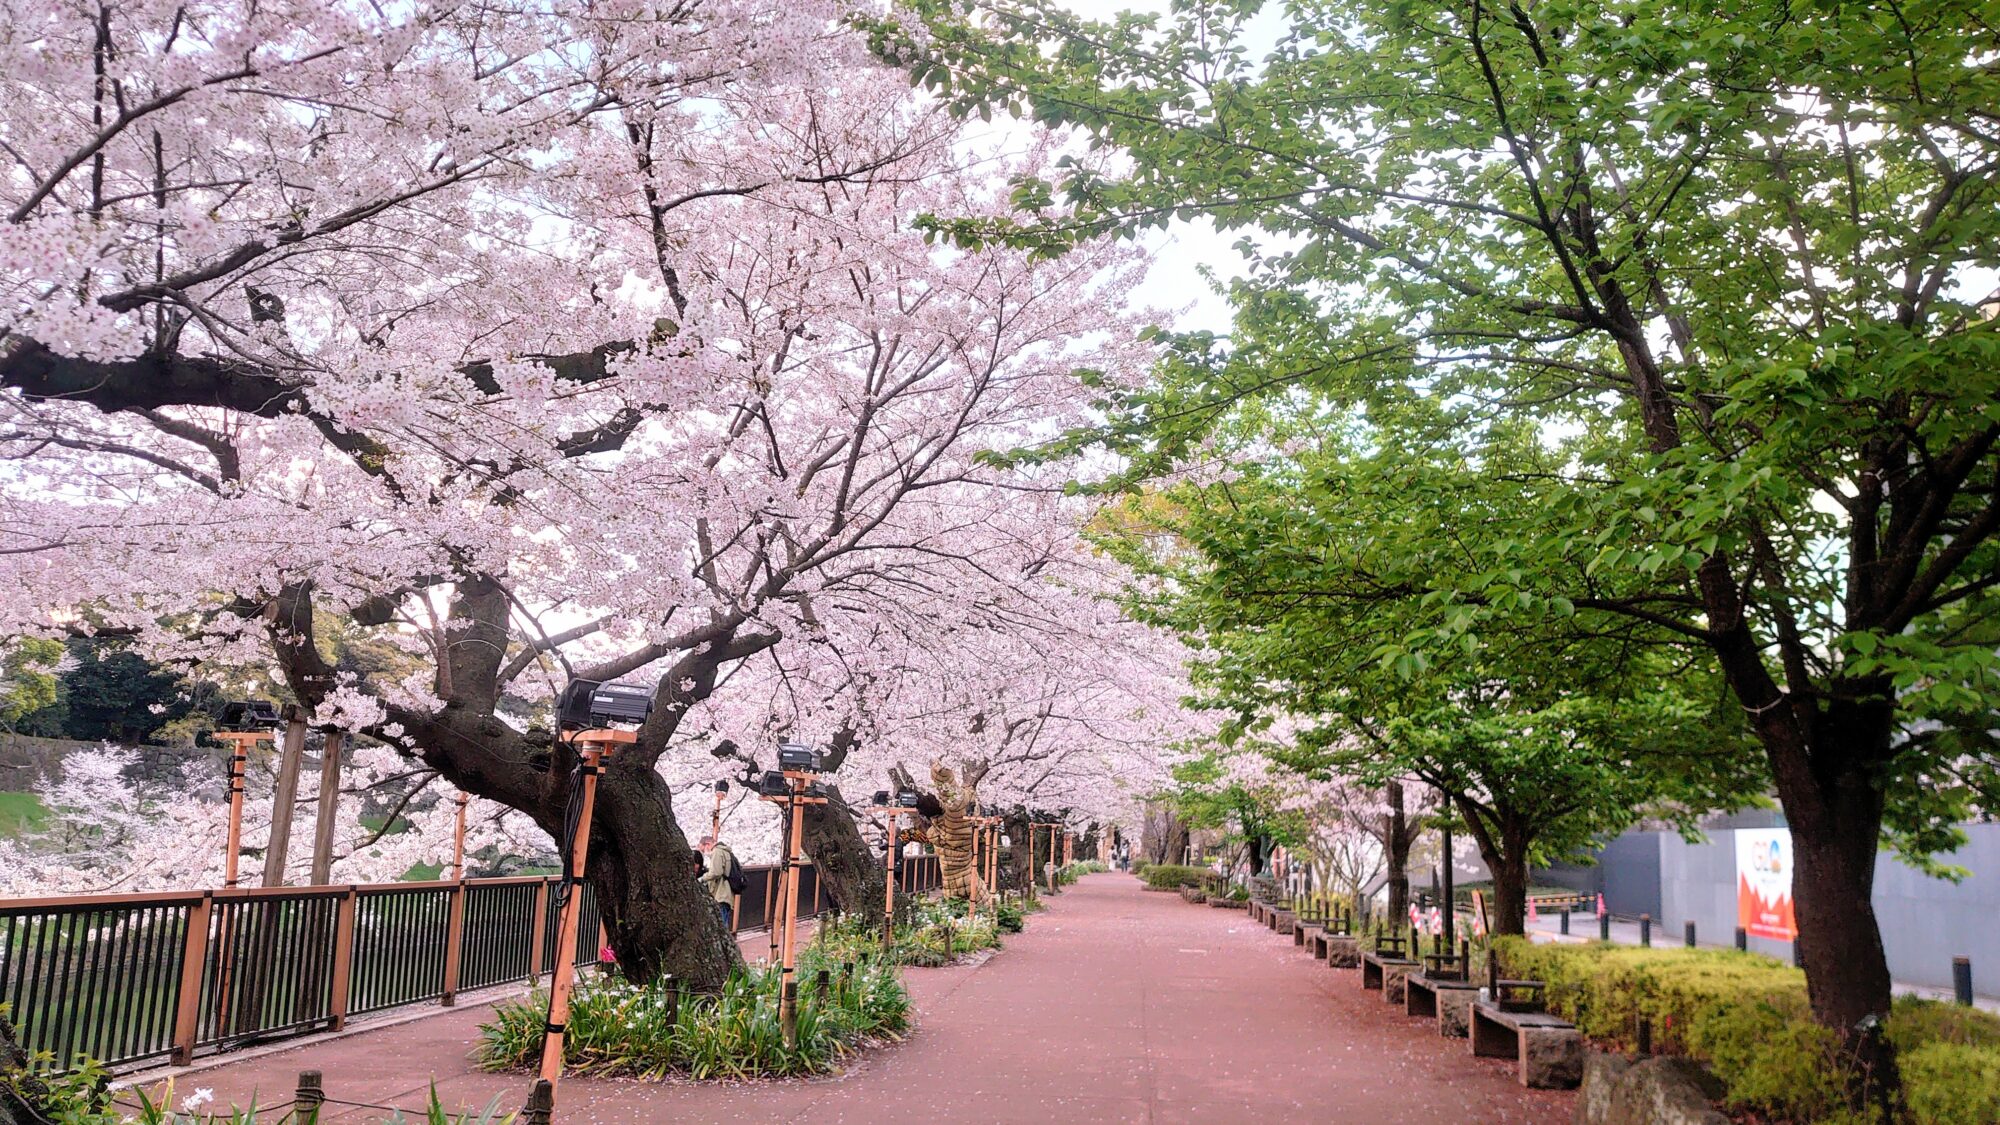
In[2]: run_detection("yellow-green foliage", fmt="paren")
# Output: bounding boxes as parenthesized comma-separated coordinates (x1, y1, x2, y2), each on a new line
(1139, 864, 1209, 890)
(1491, 937, 2000, 1123)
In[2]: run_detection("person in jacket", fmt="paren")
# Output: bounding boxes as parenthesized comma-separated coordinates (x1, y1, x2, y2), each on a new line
(698, 835, 736, 929)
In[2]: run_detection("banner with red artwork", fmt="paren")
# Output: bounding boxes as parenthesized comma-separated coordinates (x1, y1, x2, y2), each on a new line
(1736, 827, 1798, 941)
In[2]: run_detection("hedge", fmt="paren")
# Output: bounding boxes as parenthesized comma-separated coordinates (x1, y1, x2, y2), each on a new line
(1491, 937, 2000, 1124)
(1139, 863, 1211, 890)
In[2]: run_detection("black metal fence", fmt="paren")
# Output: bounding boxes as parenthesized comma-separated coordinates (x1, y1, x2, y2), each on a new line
(0, 855, 941, 1074)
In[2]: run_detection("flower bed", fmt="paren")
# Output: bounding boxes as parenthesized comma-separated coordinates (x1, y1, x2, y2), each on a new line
(479, 948, 910, 1080)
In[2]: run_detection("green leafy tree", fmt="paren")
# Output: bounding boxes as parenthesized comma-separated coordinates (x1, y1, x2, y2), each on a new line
(889, 0, 2000, 1082)
(18, 640, 193, 744)
(1162, 748, 1304, 878)
(0, 638, 63, 731)
(1102, 440, 1764, 935)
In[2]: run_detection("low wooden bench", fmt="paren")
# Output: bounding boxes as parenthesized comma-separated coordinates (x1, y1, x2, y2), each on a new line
(1466, 954, 1582, 1087)
(1313, 929, 1361, 968)
(1469, 1001, 1583, 1088)
(1267, 908, 1297, 935)
(1406, 973, 1482, 1036)
(1361, 949, 1417, 1002)
(1293, 921, 1321, 949)
(1249, 900, 1271, 925)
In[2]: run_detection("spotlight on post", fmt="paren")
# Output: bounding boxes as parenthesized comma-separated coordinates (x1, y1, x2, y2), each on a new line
(554, 678, 653, 731)
(218, 699, 283, 730)
(776, 741, 825, 773)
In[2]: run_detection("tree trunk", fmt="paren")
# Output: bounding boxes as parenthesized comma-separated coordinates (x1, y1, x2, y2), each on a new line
(800, 785, 883, 926)
(1247, 832, 1271, 876)
(586, 762, 740, 989)
(1384, 781, 1411, 926)
(0, 1010, 47, 1125)
(1781, 704, 1900, 1109)
(1486, 847, 1528, 937)
(1141, 802, 1186, 865)
(1003, 808, 1033, 890)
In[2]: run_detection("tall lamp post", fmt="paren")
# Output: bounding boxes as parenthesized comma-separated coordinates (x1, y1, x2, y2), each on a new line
(1439, 791, 1455, 950)
(209, 716, 276, 1042)
(870, 789, 920, 951)
(450, 790, 470, 881)
(758, 763, 826, 1048)
(536, 727, 635, 1100)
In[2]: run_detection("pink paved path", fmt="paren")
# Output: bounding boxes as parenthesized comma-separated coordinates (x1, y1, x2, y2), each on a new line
(163, 875, 1572, 1123)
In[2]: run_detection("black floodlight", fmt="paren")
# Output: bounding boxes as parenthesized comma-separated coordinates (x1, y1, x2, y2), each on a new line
(714, 779, 730, 793)
(872, 790, 890, 806)
(756, 770, 790, 797)
(776, 742, 824, 773)
(556, 679, 653, 731)
(895, 788, 921, 809)
(219, 700, 282, 729)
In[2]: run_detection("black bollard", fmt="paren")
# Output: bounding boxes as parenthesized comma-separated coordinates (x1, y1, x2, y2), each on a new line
(1954, 957, 1973, 1006)
(1560, 908, 1570, 935)
(1636, 1017, 1652, 1058)
(1735, 927, 1747, 951)
(1600, 910, 1611, 941)
(1685, 921, 1697, 948)
(1640, 913, 1652, 948)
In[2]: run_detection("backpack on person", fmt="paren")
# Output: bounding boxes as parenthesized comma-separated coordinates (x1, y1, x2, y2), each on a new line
(726, 851, 749, 896)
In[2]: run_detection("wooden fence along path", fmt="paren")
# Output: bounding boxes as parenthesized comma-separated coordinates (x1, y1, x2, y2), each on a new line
(0, 857, 941, 1072)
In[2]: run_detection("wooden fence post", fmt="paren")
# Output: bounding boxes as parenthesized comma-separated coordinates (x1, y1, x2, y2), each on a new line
(329, 886, 357, 1029)
(527, 879, 550, 984)
(169, 893, 214, 1065)
(295, 1070, 324, 1125)
(441, 879, 468, 1006)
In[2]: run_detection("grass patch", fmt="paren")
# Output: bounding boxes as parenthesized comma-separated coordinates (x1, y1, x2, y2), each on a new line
(1493, 936, 2000, 1123)
(0, 791, 48, 838)
(478, 948, 910, 1080)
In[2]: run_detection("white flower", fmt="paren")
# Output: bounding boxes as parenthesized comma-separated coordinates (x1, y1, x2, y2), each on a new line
(181, 1088, 215, 1113)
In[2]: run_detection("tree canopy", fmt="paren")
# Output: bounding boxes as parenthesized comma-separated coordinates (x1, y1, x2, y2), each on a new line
(889, 0, 2000, 1068)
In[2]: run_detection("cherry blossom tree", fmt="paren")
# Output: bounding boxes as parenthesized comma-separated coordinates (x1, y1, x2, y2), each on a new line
(0, 0, 1173, 988)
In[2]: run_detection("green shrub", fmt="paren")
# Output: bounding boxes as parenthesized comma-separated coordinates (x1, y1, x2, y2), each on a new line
(1491, 938, 2000, 1123)
(1055, 860, 1106, 885)
(994, 900, 1026, 933)
(810, 901, 1003, 968)
(1900, 1040, 2000, 1124)
(1132, 859, 1152, 876)
(479, 949, 909, 1080)
(1140, 864, 1210, 890)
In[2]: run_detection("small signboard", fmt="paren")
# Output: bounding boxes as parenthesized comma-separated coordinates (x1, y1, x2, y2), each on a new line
(1736, 828, 1799, 941)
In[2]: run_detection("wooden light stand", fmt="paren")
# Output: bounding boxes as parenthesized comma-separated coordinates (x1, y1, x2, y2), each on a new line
(208, 729, 272, 1040)
(871, 804, 920, 952)
(212, 731, 272, 887)
(1031, 822, 1061, 893)
(451, 791, 471, 881)
(535, 728, 635, 1105)
(759, 771, 826, 1048)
